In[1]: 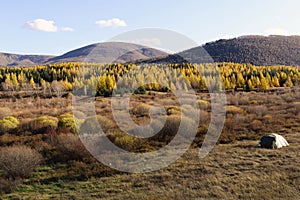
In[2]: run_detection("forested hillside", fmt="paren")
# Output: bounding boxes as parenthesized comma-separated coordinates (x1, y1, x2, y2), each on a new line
(203, 35, 300, 66)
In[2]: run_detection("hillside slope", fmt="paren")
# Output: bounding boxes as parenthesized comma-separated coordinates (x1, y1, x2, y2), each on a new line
(47, 42, 168, 64)
(142, 35, 300, 66)
(0, 53, 53, 67)
(203, 35, 300, 66)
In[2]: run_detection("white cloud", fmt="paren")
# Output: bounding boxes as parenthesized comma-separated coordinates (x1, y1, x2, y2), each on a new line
(264, 28, 289, 36)
(24, 19, 74, 32)
(25, 19, 58, 32)
(61, 27, 74, 32)
(95, 18, 127, 27)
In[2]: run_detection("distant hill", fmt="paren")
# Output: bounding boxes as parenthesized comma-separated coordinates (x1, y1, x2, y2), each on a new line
(142, 35, 300, 66)
(2, 35, 300, 66)
(203, 35, 300, 66)
(0, 53, 53, 67)
(47, 42, 168, 64)
(0, 42, 168, 66)
(137, 46, 213, 64)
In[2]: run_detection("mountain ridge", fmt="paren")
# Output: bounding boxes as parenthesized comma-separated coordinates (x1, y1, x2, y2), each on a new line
(47, 42, 168, 64)
(140, 35, 300, 66)
(203, 35, 300, 66)
(1, 35, 300, 66)
(0, 53, 54, 67)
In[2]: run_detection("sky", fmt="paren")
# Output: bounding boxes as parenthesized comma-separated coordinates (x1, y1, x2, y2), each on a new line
(0, 0, 300, 55)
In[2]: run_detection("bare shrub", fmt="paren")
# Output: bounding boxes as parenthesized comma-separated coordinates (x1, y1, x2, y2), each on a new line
(233, 114, 247, 124)
(80, 115, 116, 134)
(292, 102, 300, 115)
(227, 95, 240, 105)
(153, 115, 196, 142)
(199, 110, 210, 124)
(249, 120, 263, 131)
(246, 105, 268, 117)
(134, 103, 151, 117)
(53, 134, 89, 162)
(228, 93, 250, 106)
(219, 130, 236, 144)
(281, 93, 296, 103)
(237, 95, 250, 105)
(0, 145, 42, 178)
(0, 177, 23, 194)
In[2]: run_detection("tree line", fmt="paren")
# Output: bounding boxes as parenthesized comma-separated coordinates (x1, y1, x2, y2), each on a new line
(0, 62, 299, 96)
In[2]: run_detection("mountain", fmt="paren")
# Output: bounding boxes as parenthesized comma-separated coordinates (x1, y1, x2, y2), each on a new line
(142, 35, 300, 66)
(0, 42, 168, 66)
(47, 42, 168, 64)
(137, 46, 213, 64)
(2, 35, 300, 66)
(203, 35, 300, 66)
(0, 53, 53, 67)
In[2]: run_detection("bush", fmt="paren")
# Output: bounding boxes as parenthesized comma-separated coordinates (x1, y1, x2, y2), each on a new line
(197, 124, 208, 135)
(58, 113, 80, 134)
(0, 177, 23, 194)
(246, 105, 268, 117)
(134, 86, 146, 94)
(0, 145, 42, 178)
(219, 130, 236, 144)
(24, 116, 58, 134)
(34, 116, 58, 128)
(0, 116, 19, 134)
(113, 133, 138, 151)
(249, 119, 263, 131)
(226, 105, 245, 115)
(166, 106, 181, 115)
(153, 115, 196, 142)
(52, 134, 89, 162)
(197, 100, 211, 110)
(80, 115, 116, 134)
(134, 103, 151, 117)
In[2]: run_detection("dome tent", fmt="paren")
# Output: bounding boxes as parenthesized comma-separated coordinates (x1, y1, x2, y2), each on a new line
(259, 133, 289, 149)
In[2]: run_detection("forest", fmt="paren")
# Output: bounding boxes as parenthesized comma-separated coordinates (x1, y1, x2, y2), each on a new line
(0, 62, 299, 97)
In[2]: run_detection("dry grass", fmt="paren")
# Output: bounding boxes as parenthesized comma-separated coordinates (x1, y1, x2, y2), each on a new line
(0, 89, 300, 199)
(2, 133, 299, 199)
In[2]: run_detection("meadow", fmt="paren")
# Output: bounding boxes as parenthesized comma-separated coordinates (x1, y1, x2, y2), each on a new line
(0, 63, 299, 199)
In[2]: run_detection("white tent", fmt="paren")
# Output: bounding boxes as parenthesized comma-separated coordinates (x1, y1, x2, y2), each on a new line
(259, 133, 289, 149)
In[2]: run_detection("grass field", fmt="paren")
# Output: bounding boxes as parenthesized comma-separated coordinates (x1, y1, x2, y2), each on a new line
(3, 133, 300, 199)
(0, 89, 300, 199)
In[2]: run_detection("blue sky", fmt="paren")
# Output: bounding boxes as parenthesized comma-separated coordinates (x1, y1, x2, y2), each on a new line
(1, 0, 300, 55)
